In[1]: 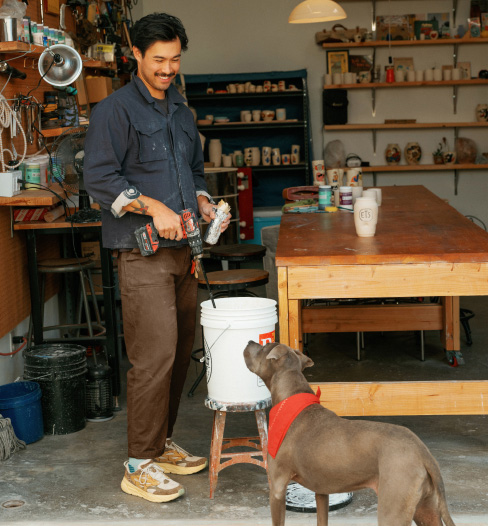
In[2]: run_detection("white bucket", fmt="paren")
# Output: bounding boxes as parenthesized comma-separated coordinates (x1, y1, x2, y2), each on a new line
(201, 297, 277, 405)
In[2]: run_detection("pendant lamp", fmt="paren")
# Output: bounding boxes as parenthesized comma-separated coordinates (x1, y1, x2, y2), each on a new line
(289, 0, 347, 24)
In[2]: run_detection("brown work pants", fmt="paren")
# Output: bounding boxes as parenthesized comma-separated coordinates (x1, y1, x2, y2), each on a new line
(118, 246, 197, 459)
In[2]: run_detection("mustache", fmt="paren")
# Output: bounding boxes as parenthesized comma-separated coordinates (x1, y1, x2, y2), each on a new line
(155, 72, 175, 78)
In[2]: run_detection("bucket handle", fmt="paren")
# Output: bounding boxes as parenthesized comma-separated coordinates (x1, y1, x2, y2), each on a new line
(203, 323, 231, 356)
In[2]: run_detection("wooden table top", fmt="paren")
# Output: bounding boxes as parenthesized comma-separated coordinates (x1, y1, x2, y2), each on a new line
(276, 185, 488, 267)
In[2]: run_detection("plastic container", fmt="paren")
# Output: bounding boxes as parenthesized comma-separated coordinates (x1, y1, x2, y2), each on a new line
(23, 344, 87, 435)
(25, 162, 40, 190)
(242, 206, 282, 244)
(0, 381, 43, 444)
(200, 297, 277, 404)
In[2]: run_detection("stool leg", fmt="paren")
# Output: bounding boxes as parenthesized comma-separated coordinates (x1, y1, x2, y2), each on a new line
(209, 410, 226, 499)
(85, 268, 103, 328)
(255, 409, 269, 472)
(78, 270, 94, 336)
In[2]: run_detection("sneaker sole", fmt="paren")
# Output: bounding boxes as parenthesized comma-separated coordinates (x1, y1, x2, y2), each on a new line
(155, 459, 208, 475)
(121, 477, 185, 503)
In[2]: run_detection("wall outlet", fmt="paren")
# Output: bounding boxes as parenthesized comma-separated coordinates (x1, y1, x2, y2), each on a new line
(0, 171, 22, 197)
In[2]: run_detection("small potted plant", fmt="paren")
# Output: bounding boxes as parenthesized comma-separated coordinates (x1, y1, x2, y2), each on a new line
(432, 140, 445, 164)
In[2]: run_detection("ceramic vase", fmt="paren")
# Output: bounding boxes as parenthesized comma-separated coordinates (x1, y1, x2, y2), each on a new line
(209, 139, 222, 167)
(404, 142, 422, 165)
(385, 143, 401, 166)
(476, 104, 488, 122)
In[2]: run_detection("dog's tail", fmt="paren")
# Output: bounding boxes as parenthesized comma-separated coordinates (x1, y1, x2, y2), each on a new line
(425, 461, 456, 526)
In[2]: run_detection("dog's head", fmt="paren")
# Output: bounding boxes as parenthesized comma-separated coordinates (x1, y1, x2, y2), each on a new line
(243, 341, 314, 386)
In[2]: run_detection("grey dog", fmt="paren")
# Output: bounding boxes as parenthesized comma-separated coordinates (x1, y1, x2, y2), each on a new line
(243, 340, 456, 526)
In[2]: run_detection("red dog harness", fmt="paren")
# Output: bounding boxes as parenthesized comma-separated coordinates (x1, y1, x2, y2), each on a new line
(268, 387, 321, 458)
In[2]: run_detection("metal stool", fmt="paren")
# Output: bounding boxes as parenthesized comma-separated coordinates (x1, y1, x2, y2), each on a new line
(205, 397, 270, 499)
(28, 257, 105, 342)
(197, 268, 269, 298)
(209, 243, 266, 270)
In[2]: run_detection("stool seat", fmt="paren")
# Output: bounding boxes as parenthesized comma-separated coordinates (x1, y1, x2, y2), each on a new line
(38, 258, 96, 273)
(209, 244, 266, 261)
(197, 268, 269, 287)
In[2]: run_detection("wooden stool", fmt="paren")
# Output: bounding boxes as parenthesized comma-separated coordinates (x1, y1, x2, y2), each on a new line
(205, 397, 270, 499)
(197, 268, 269, 297)
(209, 244, 266, 270)
(28, 257, 105, 342)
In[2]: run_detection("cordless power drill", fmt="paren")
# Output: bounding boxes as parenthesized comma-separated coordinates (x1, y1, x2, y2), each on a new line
(134, 208, 216, 307)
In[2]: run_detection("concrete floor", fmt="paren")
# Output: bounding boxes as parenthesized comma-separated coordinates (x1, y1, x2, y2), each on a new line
(1, 292, 487, 526)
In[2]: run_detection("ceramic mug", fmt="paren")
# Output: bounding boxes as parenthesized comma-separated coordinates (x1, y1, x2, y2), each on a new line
(433, 69, 442, 81)
(252, 109, 261, 122)
(407, 70, 416, 82)
(358, 71, 371, 84)
(452, 68, 462, 81)
(272, 148, 281, 166)
(244, 147, 253, 166)
(443, 69, 452, 81)
(278, 80, 286, 91)
(326, 168, 343, 187)
(395, 70, 405, 82)
(291, 144, 300, 164)
(222, 154, 233, 168)
(282, 153, 291, 165)
(346, 168, 362, 187)
(262, 146, 271, 166)
(276, 108, 286, 121)
(424, 69, 434, 82)
(312, 159, 326, 185)
(354, 196, 378, 237)
(325, 73, 333, 85)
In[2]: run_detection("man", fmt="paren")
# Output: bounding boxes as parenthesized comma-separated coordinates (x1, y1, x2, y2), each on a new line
(84, 13, 229, 503)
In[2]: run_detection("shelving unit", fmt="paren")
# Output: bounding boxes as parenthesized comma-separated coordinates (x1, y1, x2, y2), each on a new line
(322, 28, 488, 194)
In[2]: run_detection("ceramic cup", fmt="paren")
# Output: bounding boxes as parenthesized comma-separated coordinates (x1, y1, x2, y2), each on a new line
(351, 186, 363, 204)
(205, 114, 214, 123)
(476, 103, 488, 122)
(237, 84, 245, 93)
(358, 71, 371, 84)
(433, 69, 442, 81)
(326, 168, 343, 187)
(291, 144, 300, 165)
(443, 69, 452, 81)
(395, 70, 405, 82)
(278, 80, 286, 91)
(227, 84, 237, 93)
(222, 154, 233, 168)
(272, 148, 281, 166)
(240, 110, 251, 122)
(282, 153, 291, 165)
(407, 70, 416, 82)
(424, 69, 434, 82)
(263, 80, 271, 92)
(262, 146, 271, 166)
(244, 113, 252, 122)
(233, 150, 243, 166)
(261, 110, 275, 122)
(276, 108, 286, 121)
(312, 159, 326, 185)
(325, 73, 333, 85)
(369, 188, 382, 206)
(333, 73, 343, 85)
(452, 68, 462, 81)
(256, 85, 264, 93)
(251, 147, 260, 166)
(271, 84, 278, 92)
(346, 167, 362, 187)
(354, 196, 378, 237)
(244, 147, 253, 166)
(252, 109, 261, 122)
(415, 70, 424, 82)
(362, 189, 377, 201)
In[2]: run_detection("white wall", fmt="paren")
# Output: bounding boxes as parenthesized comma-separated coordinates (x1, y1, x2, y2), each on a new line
(0, 297, 59, 385)
(133, 0, 487, 226)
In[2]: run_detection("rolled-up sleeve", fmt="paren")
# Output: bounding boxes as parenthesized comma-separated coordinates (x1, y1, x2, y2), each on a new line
(84, 100, 139, 217)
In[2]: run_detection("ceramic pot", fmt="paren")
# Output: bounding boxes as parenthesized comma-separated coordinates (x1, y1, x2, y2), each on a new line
(354, 196, 378, 237)
(385, 143, 401, 166)
(433, 154, 444, 165)
(404, 142, 422, 165)
(209, 139, 222, 167)
(475, 104, 488, 122)
(443, 151, 457, 165)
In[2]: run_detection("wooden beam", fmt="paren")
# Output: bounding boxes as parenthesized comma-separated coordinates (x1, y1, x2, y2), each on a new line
(278, 267, 289, 345)
(302, 303, 443, 333)
(310, 381, 488, 416)
(287, 263, 488, 299)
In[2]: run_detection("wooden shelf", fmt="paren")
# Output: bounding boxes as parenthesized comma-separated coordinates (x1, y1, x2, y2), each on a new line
(198, 121, 305, 132)
(188, 91, 303, 101)
(82, 59, 117, 70)
(322, 37, 488, 49)
(324, 122, 488, 131)
(0, 183, 66, 206)
(324, 79, 488, 89)
(362, 164, 487, 173)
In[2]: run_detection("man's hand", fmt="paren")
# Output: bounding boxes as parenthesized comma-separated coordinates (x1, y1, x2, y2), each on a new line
(198, 196, 231, 232)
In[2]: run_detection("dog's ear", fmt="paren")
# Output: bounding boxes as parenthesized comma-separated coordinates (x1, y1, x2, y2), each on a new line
(266, 344, 289, 361)
(293, 349, 314, 370)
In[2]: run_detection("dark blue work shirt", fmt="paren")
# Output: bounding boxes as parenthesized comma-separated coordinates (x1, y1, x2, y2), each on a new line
(84, 74, 209, 249)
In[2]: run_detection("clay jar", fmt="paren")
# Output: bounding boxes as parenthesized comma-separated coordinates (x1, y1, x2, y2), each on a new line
(476, 104, 488, 122)
(385, 143, 401, 166)
(209, 139, 222, 167)
(404, 142, 422, 165)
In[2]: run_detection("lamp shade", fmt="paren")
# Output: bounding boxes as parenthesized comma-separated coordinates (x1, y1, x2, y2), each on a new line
(38, 44, 83, 87)
(289, 0, 347, 24)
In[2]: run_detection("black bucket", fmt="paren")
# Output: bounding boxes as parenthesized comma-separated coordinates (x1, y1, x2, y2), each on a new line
(23, 344, 87, 435)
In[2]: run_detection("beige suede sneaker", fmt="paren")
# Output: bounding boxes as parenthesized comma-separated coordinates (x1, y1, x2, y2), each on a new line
(154, 440, 208, 475)
(121, 460, 185, 503)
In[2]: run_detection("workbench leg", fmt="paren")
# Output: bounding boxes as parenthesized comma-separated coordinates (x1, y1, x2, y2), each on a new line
(441, 296, 460, 351)
(26, 231, 44, 345)
(278, 267, 289, 346)
(289, 300, 302, 352)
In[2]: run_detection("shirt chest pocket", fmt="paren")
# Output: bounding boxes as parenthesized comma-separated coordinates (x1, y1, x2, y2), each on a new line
(177, 120, 196, 162)
(133, 121, 169, 163)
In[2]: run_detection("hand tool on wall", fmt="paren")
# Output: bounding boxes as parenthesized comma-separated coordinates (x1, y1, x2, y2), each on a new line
(134, 208, 216, 307)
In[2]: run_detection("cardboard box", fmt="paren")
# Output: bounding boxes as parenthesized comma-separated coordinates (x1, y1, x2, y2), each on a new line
(76, 77, 113, 105)
(81, 241, 101, 261)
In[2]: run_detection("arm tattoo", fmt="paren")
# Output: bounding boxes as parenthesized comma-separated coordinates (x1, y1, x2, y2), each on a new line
(130, 199, 149, 215)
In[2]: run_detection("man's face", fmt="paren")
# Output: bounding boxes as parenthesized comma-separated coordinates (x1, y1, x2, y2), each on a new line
(133, 38, 182, 99)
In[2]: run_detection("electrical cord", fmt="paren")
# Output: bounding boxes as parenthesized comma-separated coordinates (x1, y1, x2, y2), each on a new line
(0, 92, 27, 171)
(0, 337, 27, 357)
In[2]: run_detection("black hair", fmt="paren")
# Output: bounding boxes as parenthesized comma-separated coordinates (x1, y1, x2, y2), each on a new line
(131, 13, 189, 55)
